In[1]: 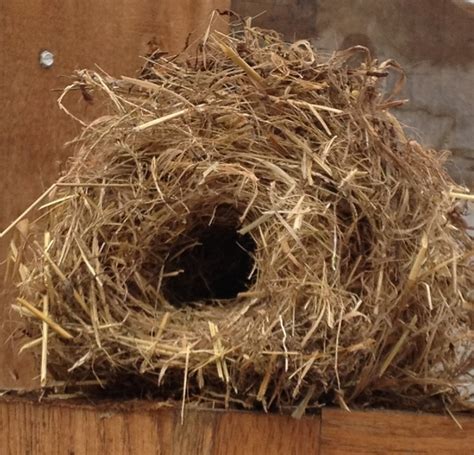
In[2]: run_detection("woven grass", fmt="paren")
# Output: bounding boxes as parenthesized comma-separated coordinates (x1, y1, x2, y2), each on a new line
(10, 20, 473, 413)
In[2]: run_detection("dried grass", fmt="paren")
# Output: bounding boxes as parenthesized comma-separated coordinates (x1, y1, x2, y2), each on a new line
(8, 19, 473, 412)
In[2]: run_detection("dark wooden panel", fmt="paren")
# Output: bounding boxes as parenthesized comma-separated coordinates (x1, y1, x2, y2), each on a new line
(2, 399, 473, 454)
(320, 408, 474, 455)
(214, 410, 320, 455)
(0, 398, 321, 455)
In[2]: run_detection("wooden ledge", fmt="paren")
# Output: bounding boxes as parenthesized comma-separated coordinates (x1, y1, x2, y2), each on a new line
(0, 397, 472, 454)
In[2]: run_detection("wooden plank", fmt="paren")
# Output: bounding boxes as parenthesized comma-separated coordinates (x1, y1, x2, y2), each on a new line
(2, 398, 473, 454)
(0, 398, 320, 455)
(0, 0, 229, 390)
(213, 410, 320, 455)
(320, 408, 474, 455)
(0, 399, 177, 455)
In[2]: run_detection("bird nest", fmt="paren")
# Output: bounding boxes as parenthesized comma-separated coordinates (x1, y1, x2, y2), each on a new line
(10, 21, 473, 413)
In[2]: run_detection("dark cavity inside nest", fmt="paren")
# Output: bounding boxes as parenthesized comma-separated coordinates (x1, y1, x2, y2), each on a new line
(162, 204, 257, 306)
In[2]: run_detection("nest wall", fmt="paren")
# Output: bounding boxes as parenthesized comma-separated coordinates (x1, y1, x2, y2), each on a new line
(12, 23, 473, 412)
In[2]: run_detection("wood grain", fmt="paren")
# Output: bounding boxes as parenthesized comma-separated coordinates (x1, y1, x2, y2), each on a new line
(0, 398, 320, 455)
(2, 399, 473, 454)
(214, 410, 320, 455)
(0, 0, 229, 390)
(321, 407, 474, 455)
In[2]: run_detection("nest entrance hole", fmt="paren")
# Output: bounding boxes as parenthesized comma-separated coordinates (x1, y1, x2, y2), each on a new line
(163, 205, 256, 306)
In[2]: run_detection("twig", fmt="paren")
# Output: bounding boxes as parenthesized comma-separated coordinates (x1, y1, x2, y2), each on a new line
(17, 298, 74, 340)
(0, 183, 57, 239)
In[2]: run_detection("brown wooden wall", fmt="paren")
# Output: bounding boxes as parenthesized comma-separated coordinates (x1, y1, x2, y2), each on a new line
(0, 0, 229, 390)
(1, 399, 473, 455)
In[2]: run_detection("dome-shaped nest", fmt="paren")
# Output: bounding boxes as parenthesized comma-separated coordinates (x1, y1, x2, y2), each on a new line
(13, 22, 473, 412)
